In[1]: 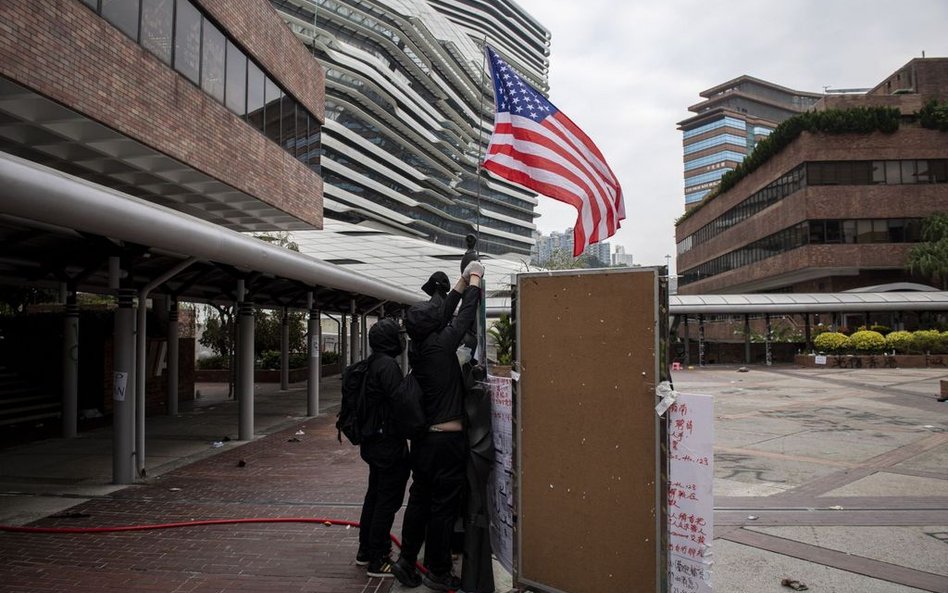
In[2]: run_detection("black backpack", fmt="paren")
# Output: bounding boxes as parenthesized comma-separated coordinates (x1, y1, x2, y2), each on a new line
(336, 357, 372, 445)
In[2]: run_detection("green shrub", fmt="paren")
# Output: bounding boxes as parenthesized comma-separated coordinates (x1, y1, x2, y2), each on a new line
(848, 330, 885, 353)
(197, 354, 229, 370)
(870, 325, 892, 335)
(814, 332, 849, 353)
(257, 350, 310, 369)
(910, 330, 944, 354)
(320, 350, 340, 365)
(885, 330, 913, 353)
(919, 99, 948, 131)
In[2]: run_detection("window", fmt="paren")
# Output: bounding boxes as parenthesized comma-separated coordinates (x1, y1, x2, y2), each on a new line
(101, 0, 140, 41)
(884, 160, 901, 184)
(173, 0, 201, 84)
(82, 0, 98, 8)
(246, 61, 266, 130)
(140, 0, 173, 64)
(264, 77, 282, 144)
(901, 160, 917, 184)
(871, 161, 886, 184)
(281, 100, 297, 153)
(225, 40, 247, 116)
(200, 19, 226, 102)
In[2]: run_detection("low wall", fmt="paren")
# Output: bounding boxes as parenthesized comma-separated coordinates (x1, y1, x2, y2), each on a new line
(194, 362, 341, 383)
(794, 353, 947, 369)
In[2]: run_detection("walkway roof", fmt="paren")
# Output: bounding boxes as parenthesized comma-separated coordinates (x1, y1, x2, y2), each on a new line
(670, 291, 948, 315)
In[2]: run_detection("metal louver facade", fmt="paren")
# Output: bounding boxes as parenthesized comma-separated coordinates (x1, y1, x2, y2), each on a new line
(273, 0, 550, 255)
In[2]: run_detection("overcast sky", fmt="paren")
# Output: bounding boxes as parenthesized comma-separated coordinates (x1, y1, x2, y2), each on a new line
(509, 0, 948, 273)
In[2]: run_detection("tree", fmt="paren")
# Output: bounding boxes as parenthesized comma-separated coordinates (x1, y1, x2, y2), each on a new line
(488, 313, 514, 365)
(906, 213, 948, 289)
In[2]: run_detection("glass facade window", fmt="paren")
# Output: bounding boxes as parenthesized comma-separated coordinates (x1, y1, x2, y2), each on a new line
(225, 40, 247, 116)
(682, 116, 747, 140)
(173, 0, 201, 85)
(684, 151, 745, 172)
(101, 0, 140, 42)
(80, 0, 321, 166)
(683, 134, 747, 155)
(246, 61, 266, 130)
(685, 169, 732, 188)
(264, 77, 282, 144)
(680, 159, 948, 256)
(200, 19, 226, 102)
(679, 218, 925, 286)
(140, 0, 173, 64)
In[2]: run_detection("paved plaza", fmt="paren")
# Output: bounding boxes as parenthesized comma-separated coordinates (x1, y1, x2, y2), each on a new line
(0, 366, 945, 592)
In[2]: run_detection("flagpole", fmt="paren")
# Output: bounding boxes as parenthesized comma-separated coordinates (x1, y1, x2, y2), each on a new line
(474, 37, 490, 246)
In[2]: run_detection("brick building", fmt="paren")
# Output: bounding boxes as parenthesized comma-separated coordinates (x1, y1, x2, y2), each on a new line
(675, 58, 948, 296)
(0, 0, 325, 231)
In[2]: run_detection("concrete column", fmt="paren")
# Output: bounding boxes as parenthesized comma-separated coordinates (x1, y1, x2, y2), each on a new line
(349, 300, 360, 364)
(683, 316, 690, 368)
(167, 299, 180, 416)
(62, 287, 79, 438)
(744, 314, 751, 365)
(113, 288, 136, 485)
(237, 300, 255, 441)
(804, 313, 812, 353)
(697, 314, 705, 367)
(307, 292, 320, 416)
(341, 315, 348, 367)
(765, 313, 773, 367)
(280, 306, 289, 391)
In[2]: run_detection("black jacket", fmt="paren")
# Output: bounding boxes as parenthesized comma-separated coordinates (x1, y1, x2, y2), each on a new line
(363, 319, 406, 443)
(405, 285, 480, 426)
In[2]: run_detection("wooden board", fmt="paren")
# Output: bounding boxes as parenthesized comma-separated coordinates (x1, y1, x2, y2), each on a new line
(514, 268, 661, 593)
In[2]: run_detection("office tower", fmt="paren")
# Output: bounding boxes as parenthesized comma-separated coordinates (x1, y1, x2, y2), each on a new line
(678, 76, 822, 209)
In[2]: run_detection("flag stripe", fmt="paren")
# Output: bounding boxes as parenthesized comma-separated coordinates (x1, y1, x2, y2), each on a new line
(481, 46, 625, 258)
(486, 113, 619, 246)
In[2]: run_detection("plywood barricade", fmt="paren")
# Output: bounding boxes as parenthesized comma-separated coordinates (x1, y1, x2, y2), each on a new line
(514, 268, 665, 593)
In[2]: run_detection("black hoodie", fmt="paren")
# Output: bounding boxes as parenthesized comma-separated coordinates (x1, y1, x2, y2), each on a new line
(405, 285, 480, 426)
(363, 318, 405, 441)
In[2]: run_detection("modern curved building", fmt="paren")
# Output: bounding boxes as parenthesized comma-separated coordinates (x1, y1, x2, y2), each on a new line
(272, 0, 550, 256)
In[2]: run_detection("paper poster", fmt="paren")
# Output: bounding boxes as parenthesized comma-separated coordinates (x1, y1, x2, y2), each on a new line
(488, 374, 514, 573)
(113, 371, 128, 402)
(668, 393, 714, 593)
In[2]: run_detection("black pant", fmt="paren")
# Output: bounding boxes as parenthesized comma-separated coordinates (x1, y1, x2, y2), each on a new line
(399, 431, 466, 575)
(359, 436, 410, 562)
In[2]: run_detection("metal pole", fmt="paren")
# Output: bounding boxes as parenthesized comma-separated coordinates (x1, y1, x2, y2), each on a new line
(683, 316, 690, 368)
(167, 298, 180, 416)
(697, 314, 705, 367)
(136, 258, 196, 476)
(765, 313, 773, 367)
(350, 299, 359, 364)
(238, 296, 255, 441)
(113, 288, 136, 485)
(62, 286, 78, 438)
(744, 314, 751, 365)
(280, 306, 290, 390)
(307, 292, 320, 416)
(361, 312, 368, 356)
(804, 313, 812, 353)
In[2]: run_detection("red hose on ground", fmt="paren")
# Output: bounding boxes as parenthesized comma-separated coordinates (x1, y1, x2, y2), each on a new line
(0, 518, 450, 589)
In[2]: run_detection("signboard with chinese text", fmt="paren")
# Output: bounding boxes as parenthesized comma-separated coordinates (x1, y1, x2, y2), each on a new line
(488, 374, 514, 572)
(668, 393, 713, 593)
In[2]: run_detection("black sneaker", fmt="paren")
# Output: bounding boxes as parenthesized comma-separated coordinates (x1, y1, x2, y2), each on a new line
(422, 570, 461, 592)
(366, 557, 395, 578)
(355, 548, 370, 566)
(390, 556, 422, 588)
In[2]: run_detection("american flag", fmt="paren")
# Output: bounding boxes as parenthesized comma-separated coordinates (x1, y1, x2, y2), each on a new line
(482, 46, 624, 257)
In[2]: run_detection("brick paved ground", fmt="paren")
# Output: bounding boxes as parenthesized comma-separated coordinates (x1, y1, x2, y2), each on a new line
(0, 410, 391, 593)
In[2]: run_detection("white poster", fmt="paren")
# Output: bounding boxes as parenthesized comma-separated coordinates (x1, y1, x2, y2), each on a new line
(113, 371, 128, 402)
(487, 374, 514, 573)
(668, 393, 714, 593)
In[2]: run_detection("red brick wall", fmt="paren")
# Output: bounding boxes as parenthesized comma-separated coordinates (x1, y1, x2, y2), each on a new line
(197, 0, 324, 121)
(0, 0, 323, 228)
(676, 125, 948, 293)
